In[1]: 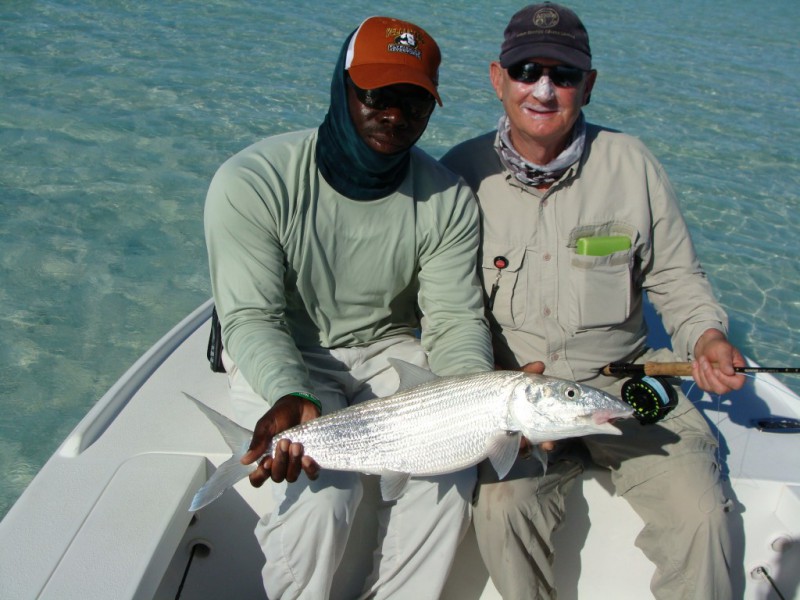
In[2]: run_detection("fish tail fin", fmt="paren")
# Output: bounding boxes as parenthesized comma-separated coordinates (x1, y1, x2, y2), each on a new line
(183, 392, 256, 511)
(183, 392, 252, 453)
(190, 456, 256, 512)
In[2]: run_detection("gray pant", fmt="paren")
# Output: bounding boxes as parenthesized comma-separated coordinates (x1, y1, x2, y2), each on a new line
(473, 353, 734, 600)
(224, 336, 475, 599)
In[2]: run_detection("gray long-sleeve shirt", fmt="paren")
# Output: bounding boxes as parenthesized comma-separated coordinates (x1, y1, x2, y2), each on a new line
(442, 123, 727, 384)
(205, 128, 493, 404)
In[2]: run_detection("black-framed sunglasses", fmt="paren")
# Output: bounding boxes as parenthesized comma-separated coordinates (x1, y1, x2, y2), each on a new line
(347, 77, 436, 120)
(506, 61, 586, 88)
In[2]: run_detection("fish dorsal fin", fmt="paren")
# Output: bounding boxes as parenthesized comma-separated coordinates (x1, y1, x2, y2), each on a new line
(379, 470, 412, 501)
(184, 392, 253, 453)
(486, 431, 521, 480)
(387, 358, 439, 392)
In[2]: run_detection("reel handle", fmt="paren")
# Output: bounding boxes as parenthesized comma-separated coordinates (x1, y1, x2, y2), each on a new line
(603, 362, 800, 377)
(603, 362, 695, 377)
(641, 362, 694, 376)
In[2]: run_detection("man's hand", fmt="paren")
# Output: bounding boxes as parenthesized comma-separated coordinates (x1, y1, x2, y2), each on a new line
(692, 329, 746, 395)
(241, 395, 321, 487)
(516, 361, 556, 453)
(520, 361, 545, 375)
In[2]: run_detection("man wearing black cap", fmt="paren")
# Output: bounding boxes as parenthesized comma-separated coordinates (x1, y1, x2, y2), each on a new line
(205, 16, 493, 598)
(442, 3, 745, 598)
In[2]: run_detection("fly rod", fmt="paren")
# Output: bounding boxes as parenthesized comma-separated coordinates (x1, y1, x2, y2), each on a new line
(602, 362, 800, 377)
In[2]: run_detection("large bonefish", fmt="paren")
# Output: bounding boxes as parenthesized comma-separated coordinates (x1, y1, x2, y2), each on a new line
(185, 359, 632, 511)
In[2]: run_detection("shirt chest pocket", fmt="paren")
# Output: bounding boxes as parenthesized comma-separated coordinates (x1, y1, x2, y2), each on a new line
(481, 244, 526, 329)
(568, 248, 634, 330)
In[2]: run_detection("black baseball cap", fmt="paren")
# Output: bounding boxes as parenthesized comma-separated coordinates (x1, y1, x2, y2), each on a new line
(499, 3, 592, 70)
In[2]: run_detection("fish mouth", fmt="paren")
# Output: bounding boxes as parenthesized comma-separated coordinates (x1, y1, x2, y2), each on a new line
(592, 407, 634, 425)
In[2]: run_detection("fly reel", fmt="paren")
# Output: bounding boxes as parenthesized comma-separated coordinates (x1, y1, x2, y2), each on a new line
(621, 376, 678, 425)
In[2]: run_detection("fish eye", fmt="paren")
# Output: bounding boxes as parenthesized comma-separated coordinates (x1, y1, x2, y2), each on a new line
(565, 386, 578, 399)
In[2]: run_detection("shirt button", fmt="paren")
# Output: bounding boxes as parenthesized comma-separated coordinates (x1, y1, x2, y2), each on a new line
(550, 352, 560, 362)
(541, 199, 549, 208)
(543, 253, 551, 262)
(543, 307, 551, 317)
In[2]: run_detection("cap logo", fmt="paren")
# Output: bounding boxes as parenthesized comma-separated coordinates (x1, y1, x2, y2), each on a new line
(396, 32, 417, 47)
(533, 7, 560, 28)
(386, 27, 423, 60)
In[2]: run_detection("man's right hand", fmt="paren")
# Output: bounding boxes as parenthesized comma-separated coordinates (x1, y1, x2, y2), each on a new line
(241, 395, 321, 487)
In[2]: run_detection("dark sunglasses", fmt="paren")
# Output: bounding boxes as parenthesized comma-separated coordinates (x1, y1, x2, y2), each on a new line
(348, 78, 436, 120)
(506, 61, 585, 88)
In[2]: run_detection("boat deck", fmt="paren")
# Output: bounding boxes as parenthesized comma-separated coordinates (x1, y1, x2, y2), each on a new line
(1, 299, 798, 599)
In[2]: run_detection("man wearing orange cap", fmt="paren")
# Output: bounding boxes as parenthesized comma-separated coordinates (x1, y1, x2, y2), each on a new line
(204, 16, 492, 598)
(443, 3, 744, 599)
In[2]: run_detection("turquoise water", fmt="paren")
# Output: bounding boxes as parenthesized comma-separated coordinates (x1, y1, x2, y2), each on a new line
(1, 1, 798, 520)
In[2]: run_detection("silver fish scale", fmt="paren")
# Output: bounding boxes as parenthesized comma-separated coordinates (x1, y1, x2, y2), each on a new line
(270, 370, 524, 476)
(185, 369, 631, 511)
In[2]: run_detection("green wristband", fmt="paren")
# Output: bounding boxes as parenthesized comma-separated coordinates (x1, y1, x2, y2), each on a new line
(289, 392, 322, 414)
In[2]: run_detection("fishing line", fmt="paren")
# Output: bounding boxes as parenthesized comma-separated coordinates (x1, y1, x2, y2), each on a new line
(682, 377, 728, 516)
(689, 371, 799, 515)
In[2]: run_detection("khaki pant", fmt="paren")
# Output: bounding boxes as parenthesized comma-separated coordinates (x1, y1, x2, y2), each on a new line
(473, 349, 735, 600)
(224, 336, 475, 599)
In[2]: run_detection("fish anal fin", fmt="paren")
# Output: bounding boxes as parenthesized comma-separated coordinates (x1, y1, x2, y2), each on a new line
(387, 358, 439, 392)
(379, 470, 412, 501)
(486, 431, 521, 480)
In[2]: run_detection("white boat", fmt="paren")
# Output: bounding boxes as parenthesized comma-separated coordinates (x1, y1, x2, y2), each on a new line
(1, 298, 798, 600)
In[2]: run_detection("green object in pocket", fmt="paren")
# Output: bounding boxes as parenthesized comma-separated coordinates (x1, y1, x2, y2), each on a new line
(576, 236, 631, 256)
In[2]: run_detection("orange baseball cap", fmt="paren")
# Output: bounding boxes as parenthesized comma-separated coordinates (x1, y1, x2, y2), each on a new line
(345, 16, 442, 105)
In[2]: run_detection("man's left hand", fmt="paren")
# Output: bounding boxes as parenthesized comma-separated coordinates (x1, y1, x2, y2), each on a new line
(518, 361, 556, 453)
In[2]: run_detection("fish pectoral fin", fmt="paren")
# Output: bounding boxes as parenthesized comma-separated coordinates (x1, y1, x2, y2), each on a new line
(531, 446, 548, 476)
(189, 456, 256, 512)
(386, 358, 439, 392)
(379, 470, 412, 501)
(486, 431, 522, 480)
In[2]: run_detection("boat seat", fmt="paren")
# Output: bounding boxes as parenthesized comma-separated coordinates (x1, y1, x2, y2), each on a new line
(38, 453, 205, 600)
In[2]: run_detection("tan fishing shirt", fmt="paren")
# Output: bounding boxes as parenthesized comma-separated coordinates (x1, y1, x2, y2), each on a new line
(442, 123, 728, 385)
